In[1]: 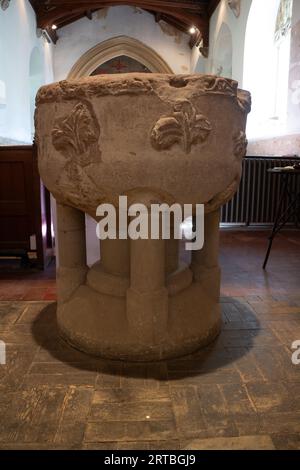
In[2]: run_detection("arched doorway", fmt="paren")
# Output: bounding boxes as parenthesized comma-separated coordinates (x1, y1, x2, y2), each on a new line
(67, 36, 173, 79)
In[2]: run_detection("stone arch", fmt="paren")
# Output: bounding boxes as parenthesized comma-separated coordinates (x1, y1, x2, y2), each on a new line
(67, 36, 174, 78)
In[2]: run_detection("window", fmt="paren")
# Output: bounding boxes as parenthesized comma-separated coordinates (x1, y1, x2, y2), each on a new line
(273, 0, 293, 120)
(244, 0, 293, 139)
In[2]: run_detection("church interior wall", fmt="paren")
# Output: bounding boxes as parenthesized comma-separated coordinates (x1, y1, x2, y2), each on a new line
(53, 6, 192, 81)
(0, 0, 53, 145)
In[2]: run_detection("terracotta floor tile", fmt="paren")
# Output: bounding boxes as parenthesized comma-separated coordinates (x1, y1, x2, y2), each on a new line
(0, 230, 299, 449)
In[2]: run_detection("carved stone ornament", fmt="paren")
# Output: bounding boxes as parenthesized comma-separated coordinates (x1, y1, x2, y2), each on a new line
(202, 76, 236, 95)
(36, 75, 251, 115)
(233, 130, 248, 160)
(36, 28, 43, 39)
(151, 100, 212, 153)
(35, 73, 251, 362)
(200, 46, 209, 59)
(35, 74, 252, 219)
(228, 0, 241, 18)
(206, 175, 241, 213)
(35, 74, 252, 218)
(52, 101, 101, 164)
(237, 89, 252, 114)
(1, 0, 10, 11)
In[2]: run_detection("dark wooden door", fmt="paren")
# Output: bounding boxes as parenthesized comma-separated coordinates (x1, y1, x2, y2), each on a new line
(0, 145, 50, 268)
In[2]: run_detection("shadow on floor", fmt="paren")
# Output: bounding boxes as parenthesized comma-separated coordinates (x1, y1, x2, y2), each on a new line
(31, 300, 260, 380)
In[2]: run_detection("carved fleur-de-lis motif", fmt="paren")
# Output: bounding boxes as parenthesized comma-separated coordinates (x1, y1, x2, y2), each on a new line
(151, 100, 212, 154)
(233, 130, 248, 160)
(52, 101, 100, 163)
(203, 77, 237, 95)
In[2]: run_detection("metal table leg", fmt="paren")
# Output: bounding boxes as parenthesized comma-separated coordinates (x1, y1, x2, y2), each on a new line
(263, 175, 289, 269)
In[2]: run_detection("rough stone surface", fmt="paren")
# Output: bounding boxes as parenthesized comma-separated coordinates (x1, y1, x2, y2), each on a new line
(36, 74, 251, 217)
(0, 294, 300, 450)
(35, 74, 250, 361)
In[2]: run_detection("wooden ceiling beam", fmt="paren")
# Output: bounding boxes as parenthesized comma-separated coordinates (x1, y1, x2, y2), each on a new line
(37, 4, 207, 31)
(45, 26, 58, 44)
(31, 0, 212, 51)
(57, 11, 92, 28)
(207, 0, 221, 17)
(86, 10, 93, 20)
(150, 11, 190, 34)
(41, 0, 207, 12)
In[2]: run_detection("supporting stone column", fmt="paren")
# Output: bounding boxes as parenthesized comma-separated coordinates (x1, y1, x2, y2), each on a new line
(191, 209, 221, 301)
(56, 203, 87, 303)
(100, 238, 130, 276)
(126, 224, 168, 346)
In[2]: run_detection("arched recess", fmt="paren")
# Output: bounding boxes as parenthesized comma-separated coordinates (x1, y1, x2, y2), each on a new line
(67, 36, 174, 78)
(212, 22, 233, 78)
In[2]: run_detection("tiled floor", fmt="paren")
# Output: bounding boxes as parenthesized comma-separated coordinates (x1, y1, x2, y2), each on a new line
(0, 262, 56, 301)
(1, 229, 300, 301)
(0, 229, 299, 450)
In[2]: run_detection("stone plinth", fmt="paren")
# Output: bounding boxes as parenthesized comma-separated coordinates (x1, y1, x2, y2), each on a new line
(35, 73, 251, 361)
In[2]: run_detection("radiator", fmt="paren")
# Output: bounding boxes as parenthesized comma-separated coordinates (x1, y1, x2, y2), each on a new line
(221, 157, 300, 225)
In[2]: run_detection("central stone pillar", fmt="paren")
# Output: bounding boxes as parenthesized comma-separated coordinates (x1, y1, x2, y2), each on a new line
(126, 213, 169, 346)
